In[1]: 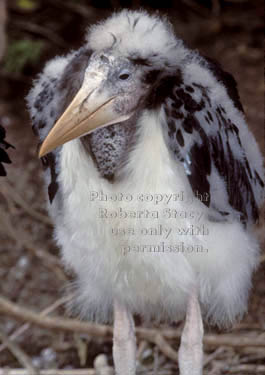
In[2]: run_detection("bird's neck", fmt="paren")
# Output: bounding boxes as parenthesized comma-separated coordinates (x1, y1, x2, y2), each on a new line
(80, 112, 140, 182)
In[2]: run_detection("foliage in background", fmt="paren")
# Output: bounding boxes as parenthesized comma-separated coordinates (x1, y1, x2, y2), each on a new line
(3, 39, 44, 74)
(16, 0, 39, 11)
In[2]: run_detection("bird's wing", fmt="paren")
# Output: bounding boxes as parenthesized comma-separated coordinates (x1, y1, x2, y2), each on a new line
(26, 48, 92, 203)
(0, 124, 14, 176)
(163, 56, 264, 225)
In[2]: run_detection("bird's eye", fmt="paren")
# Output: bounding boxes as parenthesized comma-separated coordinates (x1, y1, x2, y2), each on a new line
(119, 73, 130, 80)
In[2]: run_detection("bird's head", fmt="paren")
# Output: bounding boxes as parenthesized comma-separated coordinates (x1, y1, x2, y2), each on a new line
(39, 10, 188, 157)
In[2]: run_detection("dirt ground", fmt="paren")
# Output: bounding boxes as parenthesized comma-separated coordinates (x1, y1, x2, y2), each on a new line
(0, 1, 264, 374)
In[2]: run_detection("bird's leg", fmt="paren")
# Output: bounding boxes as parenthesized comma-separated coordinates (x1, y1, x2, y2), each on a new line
(178, 287, 204, 375)
(113, 299, 136, 375)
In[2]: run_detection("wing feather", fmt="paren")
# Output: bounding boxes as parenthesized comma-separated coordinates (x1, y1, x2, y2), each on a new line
(26, 47, 92, 203)
(163, 58, 264, 225)
(0, 124, 14, 176)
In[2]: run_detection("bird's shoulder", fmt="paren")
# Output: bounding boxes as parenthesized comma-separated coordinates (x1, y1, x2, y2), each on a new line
(27, 55, 69, 140)
(26, 48, 92, 203)
(26, 54, 70, 203)
(160, 54, 264, 225)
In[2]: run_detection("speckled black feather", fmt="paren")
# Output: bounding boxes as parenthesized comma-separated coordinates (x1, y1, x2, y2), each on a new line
(204, 56, 244, 113)
(41, 152, 59, 203)
(163, 69, 261, 225)
(32, 48, 93, 202)
(0, 124, 14, 176)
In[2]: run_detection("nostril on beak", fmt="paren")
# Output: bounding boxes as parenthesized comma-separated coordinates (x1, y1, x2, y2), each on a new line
(100, 54, 109, 64)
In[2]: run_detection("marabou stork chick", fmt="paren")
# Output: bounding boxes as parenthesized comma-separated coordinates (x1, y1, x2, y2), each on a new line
(27, 10, 264, 375)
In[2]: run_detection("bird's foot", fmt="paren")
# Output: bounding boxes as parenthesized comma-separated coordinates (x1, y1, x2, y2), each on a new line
(113, 300, 136, 375)
(178, 287, 204, 375)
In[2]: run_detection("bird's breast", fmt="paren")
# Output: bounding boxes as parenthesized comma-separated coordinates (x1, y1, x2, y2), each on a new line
(55, 109, 205, 277)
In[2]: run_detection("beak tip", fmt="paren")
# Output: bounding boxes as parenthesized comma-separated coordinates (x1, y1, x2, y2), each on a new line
(38, 143, 47, 158)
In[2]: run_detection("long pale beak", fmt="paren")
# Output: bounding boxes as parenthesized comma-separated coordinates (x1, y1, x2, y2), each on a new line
(39, 85, 130, 158)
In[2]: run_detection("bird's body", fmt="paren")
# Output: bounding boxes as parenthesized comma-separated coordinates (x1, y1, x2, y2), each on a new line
(27, 10, 264, 374)
(44, 110, 259, 327)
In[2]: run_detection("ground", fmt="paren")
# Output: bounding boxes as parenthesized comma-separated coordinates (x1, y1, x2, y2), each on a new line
(0, 1, 264, 374)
